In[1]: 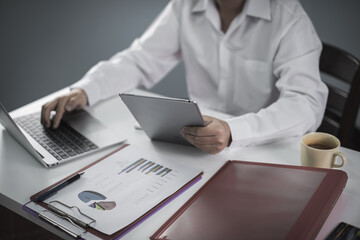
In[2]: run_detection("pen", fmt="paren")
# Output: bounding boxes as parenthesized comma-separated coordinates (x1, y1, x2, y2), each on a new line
(34, 172, 84, 203)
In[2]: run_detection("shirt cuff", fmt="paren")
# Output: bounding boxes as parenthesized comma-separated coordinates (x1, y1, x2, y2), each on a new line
(225, 114, 254, 148)
(71, 77, 102, 106)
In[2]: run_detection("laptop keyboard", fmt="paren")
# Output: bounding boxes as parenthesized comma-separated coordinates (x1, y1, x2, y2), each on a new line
(15, 113, 98, 161)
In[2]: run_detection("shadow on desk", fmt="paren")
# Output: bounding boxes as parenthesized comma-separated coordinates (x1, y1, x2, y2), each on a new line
(0, 205, 62, 240)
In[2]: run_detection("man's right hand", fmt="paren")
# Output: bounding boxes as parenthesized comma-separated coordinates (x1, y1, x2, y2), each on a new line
(41, 88, 88, 129)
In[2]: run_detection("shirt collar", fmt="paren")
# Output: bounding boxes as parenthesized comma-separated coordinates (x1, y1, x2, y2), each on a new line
(247, 0, 271, 21)
(191, 0, 272, 21)
(191, 0, 208, 13)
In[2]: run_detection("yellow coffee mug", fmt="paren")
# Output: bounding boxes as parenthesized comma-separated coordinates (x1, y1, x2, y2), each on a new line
(301, 132, 347, 168)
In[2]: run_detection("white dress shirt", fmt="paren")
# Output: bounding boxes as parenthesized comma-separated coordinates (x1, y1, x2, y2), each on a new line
(72, 0, 328, 148)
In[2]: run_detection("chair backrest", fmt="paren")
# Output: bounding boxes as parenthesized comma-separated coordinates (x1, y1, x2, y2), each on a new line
(318, 42, 360, 148)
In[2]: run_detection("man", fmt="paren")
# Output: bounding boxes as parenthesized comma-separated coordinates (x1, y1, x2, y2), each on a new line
(41, 0, 328, 154)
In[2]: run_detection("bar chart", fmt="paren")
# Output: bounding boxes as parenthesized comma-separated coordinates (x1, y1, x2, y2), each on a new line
(118, 158, 172, 177)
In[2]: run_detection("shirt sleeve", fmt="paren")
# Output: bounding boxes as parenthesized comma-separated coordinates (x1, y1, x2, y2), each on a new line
(226, 15, 328, 147)
(71, 1, 182, 105)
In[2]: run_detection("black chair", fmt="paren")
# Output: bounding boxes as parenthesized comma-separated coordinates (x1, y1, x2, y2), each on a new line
(318, 42, 360, 149)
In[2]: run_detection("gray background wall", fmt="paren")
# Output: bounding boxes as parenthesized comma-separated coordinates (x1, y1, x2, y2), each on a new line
(0, 0, 359, 125)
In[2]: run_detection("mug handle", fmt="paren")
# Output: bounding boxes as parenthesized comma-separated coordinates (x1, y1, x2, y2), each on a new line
(331, 152, 347, 168)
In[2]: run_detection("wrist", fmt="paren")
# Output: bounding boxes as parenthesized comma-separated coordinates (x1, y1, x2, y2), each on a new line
(221, 120, 232, 147)
(74, 88, 89, 106)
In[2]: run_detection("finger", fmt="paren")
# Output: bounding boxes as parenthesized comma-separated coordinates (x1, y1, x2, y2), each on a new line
(202, 115, 213, 126)
(190, 141, 223, 154)
(193, 137, 226, 154)
(182, 131, 224, 150)
(182, 132, 217, 145)
(181, 126, 215, 137)
(41, 100, 59, 128)
(199, 145, 222, 154)
(185, 134, 227, 151)
(182, 127, 228, 154)
(52, 97, 69, 129)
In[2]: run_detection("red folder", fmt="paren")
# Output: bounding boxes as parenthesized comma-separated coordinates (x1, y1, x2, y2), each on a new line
(151, 160, 348, 240)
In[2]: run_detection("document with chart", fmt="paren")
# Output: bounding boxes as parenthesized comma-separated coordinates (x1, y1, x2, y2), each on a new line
(38, 145, 202, 235)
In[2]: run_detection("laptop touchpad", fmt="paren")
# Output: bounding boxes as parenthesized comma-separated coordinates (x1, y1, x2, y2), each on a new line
(63, 110, 105, 135)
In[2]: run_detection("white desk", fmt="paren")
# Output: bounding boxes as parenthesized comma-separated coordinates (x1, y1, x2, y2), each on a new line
(1, 89, 359, 240)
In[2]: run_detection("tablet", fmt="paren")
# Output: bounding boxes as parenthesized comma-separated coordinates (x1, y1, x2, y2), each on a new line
(120, 93, 205, 145)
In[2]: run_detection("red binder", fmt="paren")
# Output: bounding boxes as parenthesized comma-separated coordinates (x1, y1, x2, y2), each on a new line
(151, 160, 348, 240)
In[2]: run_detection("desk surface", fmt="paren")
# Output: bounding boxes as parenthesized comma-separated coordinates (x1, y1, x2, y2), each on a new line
(1, 89, 359, 240)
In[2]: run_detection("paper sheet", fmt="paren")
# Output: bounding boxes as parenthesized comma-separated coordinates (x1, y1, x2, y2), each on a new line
(44, 145, 202, 235)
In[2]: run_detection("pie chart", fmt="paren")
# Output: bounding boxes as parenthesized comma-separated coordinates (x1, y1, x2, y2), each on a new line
(78, 191, 116, 211)
(78, 190, 106, 203)
(89, 201, 116, 211)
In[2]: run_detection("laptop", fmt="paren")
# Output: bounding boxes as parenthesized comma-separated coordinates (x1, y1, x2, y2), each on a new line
(0, 103, 126, 167)
(120, 93, 205, 145)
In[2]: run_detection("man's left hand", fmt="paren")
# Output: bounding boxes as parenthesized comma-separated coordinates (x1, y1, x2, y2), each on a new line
(181, 115, 232, 154)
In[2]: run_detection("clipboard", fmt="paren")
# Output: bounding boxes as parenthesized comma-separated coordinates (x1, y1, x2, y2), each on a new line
(151, 160, 348, 240)
(23, 144, 203, 240)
